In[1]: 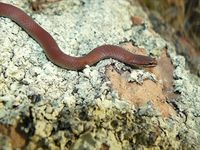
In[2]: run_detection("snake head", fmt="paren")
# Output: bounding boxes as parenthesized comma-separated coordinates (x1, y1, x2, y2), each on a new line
(142, 57, 157, 67)
(130, 55, 157, 68)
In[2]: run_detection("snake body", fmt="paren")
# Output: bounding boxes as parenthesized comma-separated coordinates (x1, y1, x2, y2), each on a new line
(0, 2, 157, 70)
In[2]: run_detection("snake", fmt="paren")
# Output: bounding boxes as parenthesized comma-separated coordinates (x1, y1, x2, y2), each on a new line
(0, 2, 157, 70)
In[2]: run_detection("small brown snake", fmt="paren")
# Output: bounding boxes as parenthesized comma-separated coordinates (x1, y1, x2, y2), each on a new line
(0, 2, 157, 70)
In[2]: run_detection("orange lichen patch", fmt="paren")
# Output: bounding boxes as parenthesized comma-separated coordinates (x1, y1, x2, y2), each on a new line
(151, 49, 178, 100)
(154, 49, 174, 92)
(131, 16, 144, 25)
(106, 67, 174, 117)
(0, 124, 27, 149)
(106, 44, 176, 117)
